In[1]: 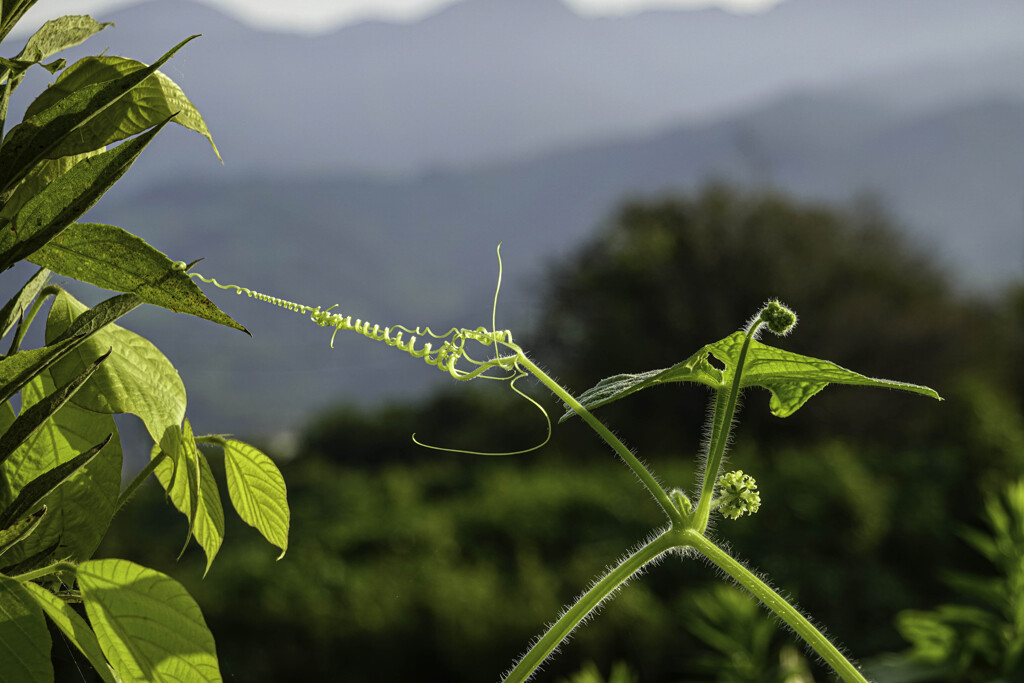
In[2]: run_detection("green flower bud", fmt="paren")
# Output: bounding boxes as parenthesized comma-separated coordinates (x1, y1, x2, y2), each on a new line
(716, 470, 761, 520)
(758, 300, 797, 336)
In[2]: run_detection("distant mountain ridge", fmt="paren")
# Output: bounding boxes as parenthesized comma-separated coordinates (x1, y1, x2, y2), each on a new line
(9, 0, 1024, 178)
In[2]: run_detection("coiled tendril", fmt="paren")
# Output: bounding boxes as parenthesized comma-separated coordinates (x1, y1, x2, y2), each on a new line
(177, 246, 550, 456)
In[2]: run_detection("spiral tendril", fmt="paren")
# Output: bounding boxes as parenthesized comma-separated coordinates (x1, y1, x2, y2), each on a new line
(176, 245, 550, 456)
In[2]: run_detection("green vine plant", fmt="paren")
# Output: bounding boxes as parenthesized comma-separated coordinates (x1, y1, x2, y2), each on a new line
(182, 248, 942, 682)
(0, 7, 289, 681)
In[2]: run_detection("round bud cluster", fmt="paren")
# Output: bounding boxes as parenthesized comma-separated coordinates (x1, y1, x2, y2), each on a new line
(758, 300, 797, 336)
(716, 470, 761, 520)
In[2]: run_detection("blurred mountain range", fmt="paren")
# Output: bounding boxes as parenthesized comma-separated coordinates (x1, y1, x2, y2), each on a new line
(4, 0, 1023, 442)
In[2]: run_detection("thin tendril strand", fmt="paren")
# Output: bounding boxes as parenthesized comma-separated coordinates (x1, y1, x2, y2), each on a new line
(180, 266, 518, 382)
(177, 244, 551, 456)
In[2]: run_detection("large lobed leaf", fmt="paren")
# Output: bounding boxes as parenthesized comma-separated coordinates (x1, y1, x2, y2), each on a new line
(77, 558, 222, 682)
(46, 289, 186, 444)
(564, 330, 941, 421)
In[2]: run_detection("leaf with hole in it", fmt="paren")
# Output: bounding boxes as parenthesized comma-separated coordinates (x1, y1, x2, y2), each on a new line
(46, 289, 185, 443)
(0, 371, 121, 565)
(0, 347, 108, 466)
(0, 118, 169, 273)
(0, 266, 49, 341)
(0, 35, 198, 195)
(155, 420, 224, 574)
(564, 330, 941, 421)
(25, 54, 219, 160)
(22, 581, 117, 683)
(77, 558, 222, 682)
(224, 439, 289, 559)
(0, 575, 52, 682)
(29, 223, 246, 332)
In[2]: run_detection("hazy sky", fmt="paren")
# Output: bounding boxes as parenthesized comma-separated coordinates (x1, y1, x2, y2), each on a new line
(22, 0, 784, 33)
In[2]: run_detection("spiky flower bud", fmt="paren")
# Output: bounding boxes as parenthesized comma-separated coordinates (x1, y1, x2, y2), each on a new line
(758, 300, 797, 336)
(716, 470, 761, 520)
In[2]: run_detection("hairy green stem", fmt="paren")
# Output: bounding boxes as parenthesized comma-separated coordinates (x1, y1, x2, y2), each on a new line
(684, 529, 868, 683)
(114, 450, 167, 514)
(503, 531, 677, 683)
(515, 353, 683, 525)
(692, 323, 761, 532)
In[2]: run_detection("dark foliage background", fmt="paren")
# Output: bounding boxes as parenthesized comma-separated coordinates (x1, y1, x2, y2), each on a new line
(91, 186, 1023, 681)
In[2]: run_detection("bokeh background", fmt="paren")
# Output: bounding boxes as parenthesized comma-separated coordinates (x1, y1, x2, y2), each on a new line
(5, 1, 1024, 680)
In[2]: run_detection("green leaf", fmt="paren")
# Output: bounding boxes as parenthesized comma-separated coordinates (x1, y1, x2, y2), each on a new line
(0, 432, 110, 531)
(0, 575, 51, 682)
(0, 35, 198, 194)
(0, 265, 48, 341)
(76, 558, 222, 682)
(25, 54, 220, 160)
(47, 292, 141, 345)
(29, 223, 246, 331)
(0, 151, 103, 228)
(0, 506, 45, 557)
(223, 439, 289, 559)
(155, 420, 224, 574)
(0, 371, 122, 565)
(15, 16, 112, 66)
(565, 331, 941, 420)
(0, 118, 170, 272)
(0, 347, 108, 466)
(0, 336, 82, 404)
(0, 0, 38, 45)
(45, 290, 185, 443)
(21, 581, 117, 683)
